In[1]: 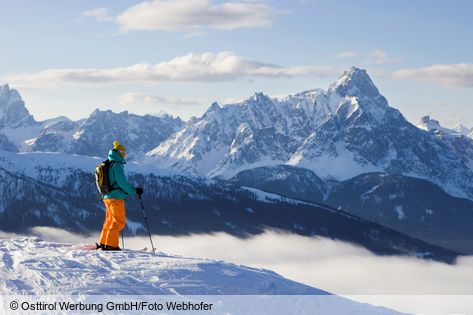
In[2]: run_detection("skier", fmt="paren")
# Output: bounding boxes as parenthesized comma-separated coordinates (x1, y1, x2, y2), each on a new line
(97, 141, 143, 250)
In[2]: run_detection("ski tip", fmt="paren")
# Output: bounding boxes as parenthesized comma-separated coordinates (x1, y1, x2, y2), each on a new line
(72, 244, 100, 250)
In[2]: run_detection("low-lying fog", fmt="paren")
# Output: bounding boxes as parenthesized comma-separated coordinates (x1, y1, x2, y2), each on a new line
(1, 227, 472, 315)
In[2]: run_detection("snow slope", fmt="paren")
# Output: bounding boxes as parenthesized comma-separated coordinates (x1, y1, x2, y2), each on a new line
(0, 237, 405, 314)
(0, 237, 321, 295)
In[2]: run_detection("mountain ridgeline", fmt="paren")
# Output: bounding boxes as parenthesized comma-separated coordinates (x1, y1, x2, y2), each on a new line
(0, 67, 472, 257)
(145, 68, 473, 201)
(0, 84, 184, 159)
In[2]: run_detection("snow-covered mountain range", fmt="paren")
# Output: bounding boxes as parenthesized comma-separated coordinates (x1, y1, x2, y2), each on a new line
(2, 70, 472, 201)
(0, 84, 183, 159)
(145, 67, 473, 201)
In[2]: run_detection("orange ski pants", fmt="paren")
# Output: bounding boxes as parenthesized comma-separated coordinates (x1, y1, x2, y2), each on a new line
(99, 198, 126, 248)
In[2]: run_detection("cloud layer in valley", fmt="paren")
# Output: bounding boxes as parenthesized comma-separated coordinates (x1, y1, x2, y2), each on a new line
(3, 228, 473, 314)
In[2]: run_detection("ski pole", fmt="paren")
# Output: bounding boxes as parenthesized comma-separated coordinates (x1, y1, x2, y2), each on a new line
(121, 232, 125, 249)
(138, 194, 156, 253)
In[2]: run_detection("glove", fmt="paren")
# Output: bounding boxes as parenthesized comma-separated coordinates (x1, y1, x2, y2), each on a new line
(136, 187, 144, 196)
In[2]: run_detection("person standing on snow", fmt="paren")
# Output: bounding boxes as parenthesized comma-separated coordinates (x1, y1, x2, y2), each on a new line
(97, 140, 144, 251)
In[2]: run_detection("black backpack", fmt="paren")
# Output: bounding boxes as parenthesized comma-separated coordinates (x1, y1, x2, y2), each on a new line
(95, 159, 116, 195)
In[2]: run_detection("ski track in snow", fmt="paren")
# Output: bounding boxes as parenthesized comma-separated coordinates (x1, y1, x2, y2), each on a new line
(0, 237, 321, 295)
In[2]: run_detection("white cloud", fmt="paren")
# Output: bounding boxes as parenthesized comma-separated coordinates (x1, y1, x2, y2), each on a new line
(332, 50, 358, 59)
(82, 7, 113, 22)
(118, 92, 199, 107)
(365, 49, 401, 65)
(390, 63, 473, 87)
(5, 52, 341, 85)
(116, 0, 282, 32)
(333, 49, 401, 65)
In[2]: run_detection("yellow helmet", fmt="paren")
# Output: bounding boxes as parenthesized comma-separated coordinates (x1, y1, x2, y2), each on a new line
(113, 140, 126, 158)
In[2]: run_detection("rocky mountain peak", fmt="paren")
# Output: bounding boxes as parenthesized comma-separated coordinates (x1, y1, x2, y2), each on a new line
(418, 115, 442, 132)
(209, 101, 220, 111)
(0, 84, 34, 127)
(328, 67, 380, 98)
(248, 92, 272, 104)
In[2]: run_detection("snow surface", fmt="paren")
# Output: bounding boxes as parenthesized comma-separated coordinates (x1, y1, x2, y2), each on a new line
(288, 140, 382, 181)
(0, 237, 321, 295)
(0, 237, 405, 314)
(242, 187, 310, 206)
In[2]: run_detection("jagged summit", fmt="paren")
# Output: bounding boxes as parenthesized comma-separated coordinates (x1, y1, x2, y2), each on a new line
(0, 84, 34, 127)
(207, 101, 221, 112)
(328, 67, 380, 98)
(0, 86, 184, 155)
(250, 91, 270, 101)
(0, 84, 25, 107)
(418, 115, 443, 132)
(416, 115, 473, 175)
(417, 115, 471, 138)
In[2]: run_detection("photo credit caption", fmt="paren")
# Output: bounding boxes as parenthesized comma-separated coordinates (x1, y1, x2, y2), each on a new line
(11, 300, 213, 312)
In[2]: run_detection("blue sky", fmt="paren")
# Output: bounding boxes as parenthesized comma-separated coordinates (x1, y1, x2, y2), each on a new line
(0, 0, 472, 127)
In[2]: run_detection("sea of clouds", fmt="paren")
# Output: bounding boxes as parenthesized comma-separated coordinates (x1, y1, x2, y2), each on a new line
(1, 228, 472, 314)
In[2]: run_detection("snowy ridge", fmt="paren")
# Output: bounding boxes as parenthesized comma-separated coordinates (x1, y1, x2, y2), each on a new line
(0, 237, 322, 295)
(417, 115, 461, 135)
(243, 186, 312, 206)
(417, 115, 473, 173)
(0, 237, 407, 314)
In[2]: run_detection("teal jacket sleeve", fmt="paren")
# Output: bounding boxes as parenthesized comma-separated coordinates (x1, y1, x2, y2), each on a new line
(112, 163, 136, 196)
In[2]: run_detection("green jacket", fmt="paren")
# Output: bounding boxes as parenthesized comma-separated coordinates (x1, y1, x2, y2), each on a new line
(103, 149, 136, 200)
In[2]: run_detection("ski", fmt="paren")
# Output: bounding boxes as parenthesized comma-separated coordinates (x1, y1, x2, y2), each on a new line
(71, 243, 100, 251)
